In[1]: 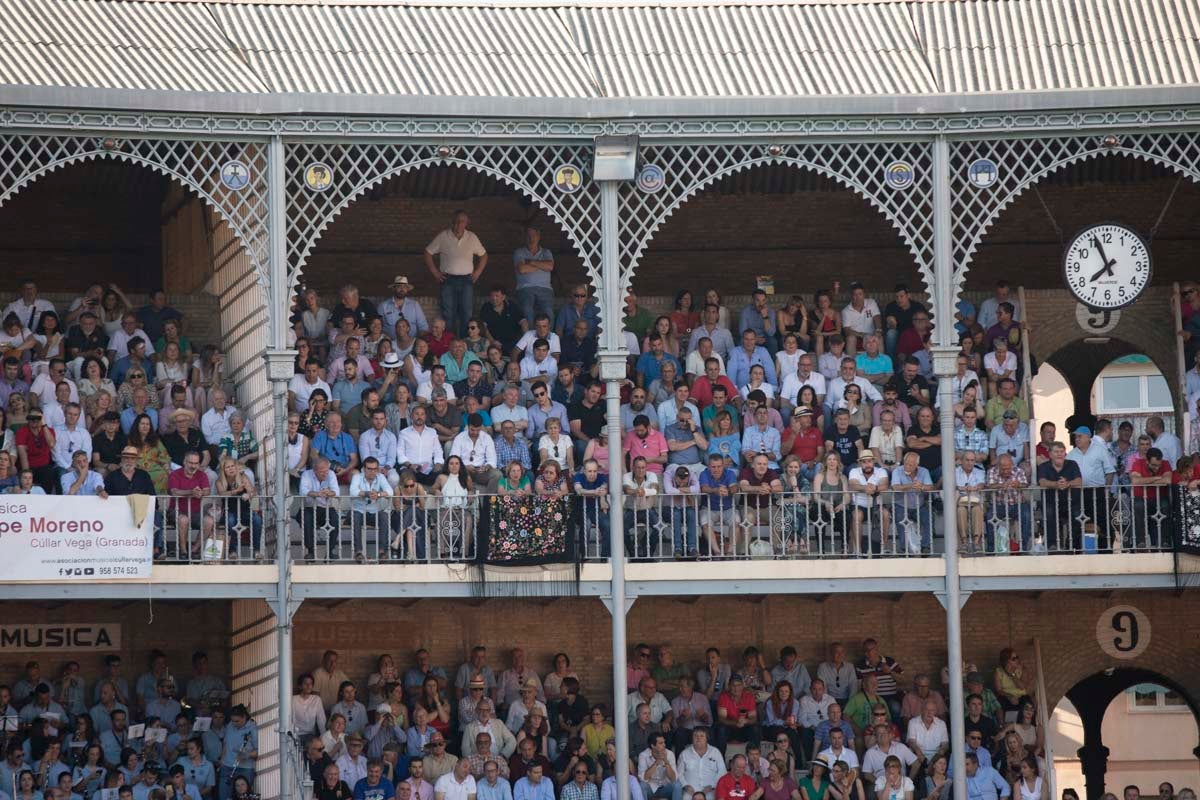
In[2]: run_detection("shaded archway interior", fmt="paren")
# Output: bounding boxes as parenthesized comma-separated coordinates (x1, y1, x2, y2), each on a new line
(963, 156, 1200, 292)
(299, 164, 588, 298)
(1040, 338, 1176, 421)
(0, 159, 218, 294)
(1063, 667, 1200, 800)
(629, 162, 926, 299)
(0, 158, 253, 385)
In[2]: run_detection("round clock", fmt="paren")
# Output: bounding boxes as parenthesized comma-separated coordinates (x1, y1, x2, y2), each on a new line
(1062, 222, 1152, 310)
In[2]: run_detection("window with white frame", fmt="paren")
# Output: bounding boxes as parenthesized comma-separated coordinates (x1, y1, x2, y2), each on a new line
(1094, 357, 1172, 414)
(1126, 683, 1189, 713)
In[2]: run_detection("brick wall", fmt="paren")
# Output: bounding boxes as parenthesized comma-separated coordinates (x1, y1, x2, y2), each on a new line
(303, 195, 589, 298)
(2, 589, 1196, 736)
(291, 590, 1200, 717)
(0, 160, 166, 292)
(297, 170, 1199, 301)
(0, 601, 232, 689)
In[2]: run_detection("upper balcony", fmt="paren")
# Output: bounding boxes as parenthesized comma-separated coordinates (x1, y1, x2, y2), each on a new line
(6, 487, 1191, 601)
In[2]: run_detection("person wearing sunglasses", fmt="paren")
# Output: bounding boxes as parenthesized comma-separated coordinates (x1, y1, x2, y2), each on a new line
(554, 285, 599, 341)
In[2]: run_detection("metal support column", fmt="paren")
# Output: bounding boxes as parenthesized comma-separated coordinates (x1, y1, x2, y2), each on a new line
(265, 134, 297, 800)
(597, 176, 631, 800)
(932, 135, 967, 800)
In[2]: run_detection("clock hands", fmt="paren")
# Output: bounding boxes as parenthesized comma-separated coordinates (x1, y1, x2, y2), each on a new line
(1088, 235, 1117, 282)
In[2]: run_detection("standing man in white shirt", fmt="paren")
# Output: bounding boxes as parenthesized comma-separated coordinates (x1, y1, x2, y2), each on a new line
(1147, 416, 1181, 469)
(425, 210, 488, 339)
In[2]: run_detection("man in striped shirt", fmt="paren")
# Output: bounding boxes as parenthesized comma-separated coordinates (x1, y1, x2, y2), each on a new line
(855, 639, 903, 720)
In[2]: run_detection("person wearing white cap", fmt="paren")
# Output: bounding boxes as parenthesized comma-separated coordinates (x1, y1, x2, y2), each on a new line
(848, 451, 890, 555)
(380, 276, 429, 337)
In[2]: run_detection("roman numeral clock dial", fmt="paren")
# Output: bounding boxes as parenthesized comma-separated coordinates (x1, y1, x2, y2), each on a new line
(1062, 223, 1152, 310)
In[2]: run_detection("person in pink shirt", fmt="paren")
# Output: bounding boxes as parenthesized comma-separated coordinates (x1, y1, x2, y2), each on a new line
(623, 414, 669, 475)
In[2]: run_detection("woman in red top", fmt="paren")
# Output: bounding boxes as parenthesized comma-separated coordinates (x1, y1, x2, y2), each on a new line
(670, 290, 700, 347)
(812, 290, 842, 356)
(15, 408, 56, 492)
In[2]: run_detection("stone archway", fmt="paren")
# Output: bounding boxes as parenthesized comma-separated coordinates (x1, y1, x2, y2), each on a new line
(1061, 667, 1200, 800)
(1040, 337, 1175, 422)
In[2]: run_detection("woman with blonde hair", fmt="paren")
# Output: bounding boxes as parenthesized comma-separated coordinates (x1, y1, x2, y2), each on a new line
(214, 456, 263, 560)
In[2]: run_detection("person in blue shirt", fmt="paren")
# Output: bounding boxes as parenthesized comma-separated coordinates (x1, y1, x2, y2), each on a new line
(476, 760, 513, 800)
(739, 289, 779, 354)
(698, 454, 740, 556)
(636, 336, 682, 389)
(959, 752, 1009, 800)
(174, 738, 216, 800)
(167, 764, 204, 800)
(311, 412, 360, 483)
(554, 285, 601, 339)
(218, 706, 257, 800)
(513, 763, 555, 800)
(741, 406, 782, 470)
(574, 460, 610, 557)
(727, 330, 777, 388)
(352, 760, 395, 800)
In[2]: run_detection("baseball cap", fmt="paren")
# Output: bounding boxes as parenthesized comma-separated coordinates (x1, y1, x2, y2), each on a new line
(1073, 426, 1092, 436)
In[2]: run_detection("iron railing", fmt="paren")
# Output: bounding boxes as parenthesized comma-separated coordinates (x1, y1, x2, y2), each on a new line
(284, 484, 1181, 563)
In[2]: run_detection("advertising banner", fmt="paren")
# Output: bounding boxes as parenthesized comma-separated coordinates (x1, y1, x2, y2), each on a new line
(0, 495, 155, 581)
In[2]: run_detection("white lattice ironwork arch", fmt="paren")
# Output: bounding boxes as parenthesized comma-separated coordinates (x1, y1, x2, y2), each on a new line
(618, 141, 936, 301)
(949, 131, 1200, 300)
(0, 135, 271, 286)
(284, 143, 602, 297)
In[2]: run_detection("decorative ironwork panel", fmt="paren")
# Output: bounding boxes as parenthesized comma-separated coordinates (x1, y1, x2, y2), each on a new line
(618, 141, 936, 296)
(0, 134, 270, 286)
(284, 142, 602, 295)
(949, 132, 1200, 299)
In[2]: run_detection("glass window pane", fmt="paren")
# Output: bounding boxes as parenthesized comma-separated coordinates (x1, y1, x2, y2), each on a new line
(1163, 689, 1186, 706)
(1133, 689, 1159, 707)
(1147, 375, 1172, 408)
(1101, 376, 1141, 410)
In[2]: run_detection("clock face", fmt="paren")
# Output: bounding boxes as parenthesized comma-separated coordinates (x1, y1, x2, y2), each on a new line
(1062, 223, 1152, 310)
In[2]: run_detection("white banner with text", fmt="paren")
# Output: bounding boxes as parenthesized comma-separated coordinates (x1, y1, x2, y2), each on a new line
(0, 495, 155, 581)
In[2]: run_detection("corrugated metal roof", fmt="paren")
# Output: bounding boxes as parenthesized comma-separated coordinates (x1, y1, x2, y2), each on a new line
(0, 0, 268, 92)
(915, 0, 1200, 92)
(0, 0, 1199, 103)
(562, 3, 935, 96)
(212, 3, 599, 96)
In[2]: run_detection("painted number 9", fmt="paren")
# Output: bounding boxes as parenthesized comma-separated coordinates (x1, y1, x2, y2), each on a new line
(1097, 605, 1150, 660)
(1111, 611, 1138, 652)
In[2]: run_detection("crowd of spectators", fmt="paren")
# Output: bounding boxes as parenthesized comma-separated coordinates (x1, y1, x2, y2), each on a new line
(281, 224, 1192, 561)
(0, 651, 255, 800)
(20, 216, 1193, 560)
(280, 642, 1145, 800)
(0, 280, 265, 559)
